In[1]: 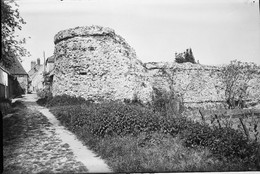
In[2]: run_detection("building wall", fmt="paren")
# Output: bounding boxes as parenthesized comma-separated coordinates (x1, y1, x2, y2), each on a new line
(28, 64, 44, 93)
(15, 75, 28, 94)
(46, 62, 54, 73)
(8, 75, 13, 98)
(0, 84, 8, 98)
(0, 68, 9, 98)
(30, 66, 44, 92)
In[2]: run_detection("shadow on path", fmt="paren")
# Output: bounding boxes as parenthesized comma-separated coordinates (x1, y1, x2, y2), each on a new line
(3, 94, 89, 173)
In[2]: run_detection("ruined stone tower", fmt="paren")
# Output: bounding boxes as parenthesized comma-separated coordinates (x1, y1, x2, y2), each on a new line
(52, 25, 152, 103)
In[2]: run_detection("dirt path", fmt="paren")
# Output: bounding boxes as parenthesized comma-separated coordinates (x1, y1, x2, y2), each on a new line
(3, 94, 112, 173)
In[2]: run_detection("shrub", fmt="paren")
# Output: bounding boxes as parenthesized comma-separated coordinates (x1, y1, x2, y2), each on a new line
(50, 97, 193, 138)
(0, 98, 12, 115)
(36, 88, 52, 100)
(0, 97, 12, 104)
(183, 122, 259, 164)
(175, 48, 196, 64)
(72, 102, 161, 137)
(152, 87, 184, 118)
(48, 95, 259, 170)
(50, 98, 181, 137)
(217, 60, 259, 109)
(123, 93, 144, 107)
(46, 94, 92, 107)
(36, 88, 53, 106)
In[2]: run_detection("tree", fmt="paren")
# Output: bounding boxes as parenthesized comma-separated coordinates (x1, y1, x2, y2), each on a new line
(175, 52, 186, 63)
(184, 48, 196, 64)
(218, 60, 259, 109)
(175, 48, 196, 64)
(1, 0, 30, 68)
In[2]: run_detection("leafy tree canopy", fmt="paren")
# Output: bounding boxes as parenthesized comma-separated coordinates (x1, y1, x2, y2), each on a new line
(218, 60, 259, 109)
(175, 48, 196, 64)
(1, 0, 30, 68)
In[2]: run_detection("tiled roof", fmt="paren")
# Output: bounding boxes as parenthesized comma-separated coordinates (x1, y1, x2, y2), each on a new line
(28, 64, 44, 77)
(46, 55, 54, 63)
(0, 65, 10, 75)
(5, 57, 28, 75)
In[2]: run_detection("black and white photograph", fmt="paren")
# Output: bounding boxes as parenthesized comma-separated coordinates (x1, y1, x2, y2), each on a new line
(1, 0, 260, 173)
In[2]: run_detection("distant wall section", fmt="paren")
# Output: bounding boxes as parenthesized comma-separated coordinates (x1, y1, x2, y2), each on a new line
(145, 62, 260, 109)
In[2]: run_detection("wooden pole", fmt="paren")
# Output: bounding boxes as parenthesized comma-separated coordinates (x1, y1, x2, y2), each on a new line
(239, 117, 249, 140)
(199, 109, 205, 124)
(215, 114, 222, 129)
(43, 51, 46, 72)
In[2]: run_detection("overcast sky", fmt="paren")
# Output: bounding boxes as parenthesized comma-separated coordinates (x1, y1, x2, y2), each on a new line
(16, 0, 260, 72)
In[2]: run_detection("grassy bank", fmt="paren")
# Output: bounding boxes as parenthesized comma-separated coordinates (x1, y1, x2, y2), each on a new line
(39, 95, 259, 172)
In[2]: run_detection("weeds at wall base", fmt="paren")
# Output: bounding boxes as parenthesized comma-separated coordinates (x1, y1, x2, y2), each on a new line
(45, 95, 259, 172)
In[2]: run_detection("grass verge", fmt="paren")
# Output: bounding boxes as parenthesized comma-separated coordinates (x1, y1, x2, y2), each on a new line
(45, 95, 259, 172)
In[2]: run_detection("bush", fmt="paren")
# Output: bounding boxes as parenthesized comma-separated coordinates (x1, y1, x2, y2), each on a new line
(0, 98, 12, 115)
(183, 122, 259, 164)
(0, 97, 11, 105)
(123, 93, 144, 107)
(48, 95, 259, 170)
(46, 94, 93, 107)
(36, 88, 52, 100)
(152, 87, 184, 118)
(50, 96, 191, 138)
(217, 60, 259, 109)
(36, 88, 53, 106)
(51, 101, 162, 137)
(175, 48, 196, 64)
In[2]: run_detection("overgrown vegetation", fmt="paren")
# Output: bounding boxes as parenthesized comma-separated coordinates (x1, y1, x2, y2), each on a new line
(36, 88, 53, 106)
(1, 0, 30, 68)
(0, 98, 12, 116)
(0, 97, 25, 116)
(41, 94, 260, 172)
(218, 60, 259, 109)
(175, 48, 196, 64)
(152, 87, 184, 118)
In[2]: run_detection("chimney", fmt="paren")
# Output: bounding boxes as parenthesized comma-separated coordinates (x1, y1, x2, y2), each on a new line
(37, 58, 40, 65)
(31, 61, 36, 69)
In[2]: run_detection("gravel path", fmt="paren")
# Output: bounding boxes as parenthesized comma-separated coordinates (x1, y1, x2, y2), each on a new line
(3, 94, 112, 173)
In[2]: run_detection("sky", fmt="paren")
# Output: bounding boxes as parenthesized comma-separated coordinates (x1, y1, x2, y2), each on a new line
(15, 0, 260, 72)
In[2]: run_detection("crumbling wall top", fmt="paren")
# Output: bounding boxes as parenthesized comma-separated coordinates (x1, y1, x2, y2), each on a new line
(54, 25, 115, 44)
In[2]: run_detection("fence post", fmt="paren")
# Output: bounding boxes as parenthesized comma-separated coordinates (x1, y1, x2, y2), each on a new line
(251, 111, 258, 142)
(199, 109, 205, 124)
(239, 117, 249, 140)
(214, 114, 222, 128)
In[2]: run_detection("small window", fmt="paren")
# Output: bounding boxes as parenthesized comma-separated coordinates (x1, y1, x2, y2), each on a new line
(79, 72, 87, 75)
(89, 46, 95, 51)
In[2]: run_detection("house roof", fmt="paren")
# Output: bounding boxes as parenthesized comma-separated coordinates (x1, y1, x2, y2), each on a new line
(0, 65, 10, 75)
(5, 57, 28, 76)
(28, 64, 44, 77)
(45, 55, 55, 64)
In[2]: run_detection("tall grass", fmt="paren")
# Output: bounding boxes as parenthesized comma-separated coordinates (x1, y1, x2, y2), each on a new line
(45, 95, 259, 172)
(79, 132, 247, 172)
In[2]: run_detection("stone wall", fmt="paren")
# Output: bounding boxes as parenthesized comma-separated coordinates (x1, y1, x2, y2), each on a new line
(52, 25, 260, 108)
(52, 26, 153, 103)
(145, 61, 260, 109)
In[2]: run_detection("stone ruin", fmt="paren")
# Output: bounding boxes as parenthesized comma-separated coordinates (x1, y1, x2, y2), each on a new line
(50, 25, 260, 142)
(52, 25, 260, 108)
(52, 26, 153, 103)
